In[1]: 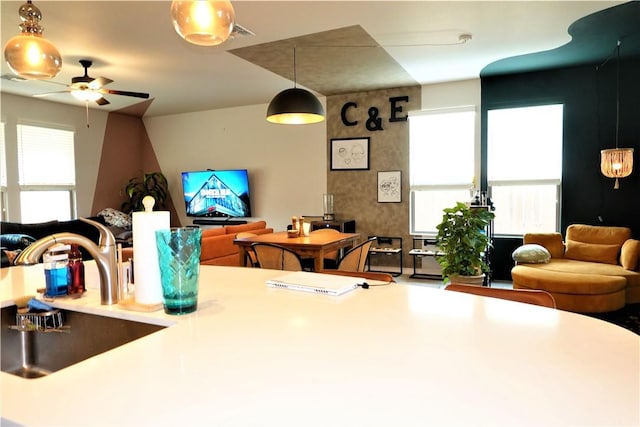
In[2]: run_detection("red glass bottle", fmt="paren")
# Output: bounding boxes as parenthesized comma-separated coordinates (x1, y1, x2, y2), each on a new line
(68, 244, 85, 296)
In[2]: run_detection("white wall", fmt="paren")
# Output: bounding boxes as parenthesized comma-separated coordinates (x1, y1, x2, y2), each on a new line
(1, 93, 108, 221)
(143, 102, 327, 231)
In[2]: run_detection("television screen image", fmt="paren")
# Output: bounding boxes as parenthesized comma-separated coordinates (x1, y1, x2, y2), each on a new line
(181, 169, 252, 218)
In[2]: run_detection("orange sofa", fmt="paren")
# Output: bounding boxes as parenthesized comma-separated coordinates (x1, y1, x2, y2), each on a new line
(199, 221, 273, 266)
(511, 224, 640, 313)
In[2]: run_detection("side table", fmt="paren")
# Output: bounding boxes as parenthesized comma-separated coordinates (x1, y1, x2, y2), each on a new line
(367, 236, 403, 277)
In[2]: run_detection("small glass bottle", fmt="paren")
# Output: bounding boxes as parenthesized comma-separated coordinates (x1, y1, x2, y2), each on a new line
(67, 244, 85, 296)
(43, 250, 69, 297)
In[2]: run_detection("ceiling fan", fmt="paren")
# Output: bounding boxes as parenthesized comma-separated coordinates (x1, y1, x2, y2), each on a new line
(35, 59, 150, 106)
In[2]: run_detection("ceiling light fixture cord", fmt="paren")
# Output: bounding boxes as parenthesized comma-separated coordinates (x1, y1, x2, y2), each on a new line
(293, 47, 297, 88)
(615, 40, 620, 149)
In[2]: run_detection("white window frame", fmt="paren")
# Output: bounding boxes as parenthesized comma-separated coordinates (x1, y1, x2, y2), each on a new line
(487, 104, 563, 236)
(16, 123, 77, 222)
(0, 122, 7, 221)
(409, 106, 478, 235)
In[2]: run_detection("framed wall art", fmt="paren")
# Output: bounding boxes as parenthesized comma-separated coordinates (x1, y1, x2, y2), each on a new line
(377, 170, 401, 203)
(330, 137, 370, 170)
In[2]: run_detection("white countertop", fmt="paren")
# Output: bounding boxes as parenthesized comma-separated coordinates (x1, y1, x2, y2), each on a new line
(1, 263, 639, 427)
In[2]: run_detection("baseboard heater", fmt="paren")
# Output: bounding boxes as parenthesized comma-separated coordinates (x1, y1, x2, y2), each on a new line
(193, 219, 248, 226)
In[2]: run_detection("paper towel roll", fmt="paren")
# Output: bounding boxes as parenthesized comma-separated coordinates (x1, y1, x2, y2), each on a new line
(132, 210, 170, 305)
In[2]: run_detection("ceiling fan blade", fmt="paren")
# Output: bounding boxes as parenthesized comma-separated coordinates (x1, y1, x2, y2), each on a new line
(89, 76, 113, 90)
(95, 97, 110, 106)
(101, 89, 150, 99)
(33, 90, 71, 97)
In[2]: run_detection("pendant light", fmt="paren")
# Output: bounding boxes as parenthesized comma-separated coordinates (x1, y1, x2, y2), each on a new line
(600, 40, 634, 189)
(170, 1, 235, 46)
(3, 0, 62, 80)
(266, 47, 325, 125)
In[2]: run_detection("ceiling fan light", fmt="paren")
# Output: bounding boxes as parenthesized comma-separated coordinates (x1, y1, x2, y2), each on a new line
(266, 88, 325, 125)
(70, 89, 103, 102)
(171, 0, 235, 47)
(3, 1, 61, 79)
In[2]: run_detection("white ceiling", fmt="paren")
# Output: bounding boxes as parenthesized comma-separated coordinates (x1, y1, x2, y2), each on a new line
(0, 1, 623, 117)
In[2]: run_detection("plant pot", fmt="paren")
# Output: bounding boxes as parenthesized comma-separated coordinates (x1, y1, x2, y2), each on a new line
(449, 274, 485, 286)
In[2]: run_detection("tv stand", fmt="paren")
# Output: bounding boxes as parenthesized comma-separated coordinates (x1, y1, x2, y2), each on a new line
(193, 219, 248, 226)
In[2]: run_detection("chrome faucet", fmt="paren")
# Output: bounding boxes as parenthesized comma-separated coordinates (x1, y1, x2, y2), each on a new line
(14, 218, 119, 305)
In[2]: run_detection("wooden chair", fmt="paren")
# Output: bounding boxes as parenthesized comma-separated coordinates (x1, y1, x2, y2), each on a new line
(336, 237, 376, 272)
(251, 243, 303, 271)
(323, 269, 395, 283)
(309, 228, 340, 269)
(236, 232, 258, 267)
(444, 283, 557, 308)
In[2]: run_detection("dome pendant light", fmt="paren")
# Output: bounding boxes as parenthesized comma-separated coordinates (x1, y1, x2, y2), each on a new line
(600, 41, 634, 189)
(266, 47, 325, 125)
(170, 1, 236, 46)
(3, 0, 62, 80)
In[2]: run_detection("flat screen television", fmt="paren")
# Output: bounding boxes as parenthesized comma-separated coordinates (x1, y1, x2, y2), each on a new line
(181, 169, 252, 218)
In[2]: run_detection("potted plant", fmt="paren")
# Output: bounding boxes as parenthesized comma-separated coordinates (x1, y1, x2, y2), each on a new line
(435, 201, 495, 285)
(121, 171, 169, 213)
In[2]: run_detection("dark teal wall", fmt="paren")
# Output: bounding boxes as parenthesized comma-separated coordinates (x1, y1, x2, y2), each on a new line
(481, 59, 640, 280)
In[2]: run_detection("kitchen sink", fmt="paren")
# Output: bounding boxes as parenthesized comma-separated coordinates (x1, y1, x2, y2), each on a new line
(1, 305, 166, 379)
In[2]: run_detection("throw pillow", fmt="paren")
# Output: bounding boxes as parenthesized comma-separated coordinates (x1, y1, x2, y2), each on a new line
(512, 244, 551, 264)
(620, 239, 640, 271)
(523, 233, 564, 258)
(0, 234, 36, 251)
(97, 208, 132, 229)
(565, 240, 621, 265)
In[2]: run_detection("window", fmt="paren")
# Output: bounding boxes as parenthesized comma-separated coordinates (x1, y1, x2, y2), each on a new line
(409, 107, 476, 235)
(487, 104, 563, 236)
(0, 123, 6, 221)
(17, 124, 76, 223)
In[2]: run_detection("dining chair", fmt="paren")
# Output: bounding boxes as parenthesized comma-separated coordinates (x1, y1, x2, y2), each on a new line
(308, 228, 341, 269)
(336, 237, 376, 272)
(236, 232, 258, 267)
(251, 243, 303, 271)
(444, 283, 557, 308)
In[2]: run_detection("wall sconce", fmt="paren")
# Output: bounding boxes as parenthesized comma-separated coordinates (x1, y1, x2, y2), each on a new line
(600, 40, 634, 189)
(3, 0, 62, 80)
(171, 0, 235, 46)
(266, 47, 325, 125)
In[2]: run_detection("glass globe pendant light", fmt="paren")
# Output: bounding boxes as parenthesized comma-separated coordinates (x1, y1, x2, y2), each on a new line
(3, 0, 62, 80)
(170, 1, 236, 46)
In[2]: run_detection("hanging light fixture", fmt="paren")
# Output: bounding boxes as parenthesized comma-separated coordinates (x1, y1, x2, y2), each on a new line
(3, 0, 62, 80)
(600, 40, 634, 189)
(266, 47, 325, 125)
(170, 1, 236, 46)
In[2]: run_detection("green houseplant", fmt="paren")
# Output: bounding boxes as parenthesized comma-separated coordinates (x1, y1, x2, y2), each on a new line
(435, 201, 495, 284)
(121, 172, 169, 213)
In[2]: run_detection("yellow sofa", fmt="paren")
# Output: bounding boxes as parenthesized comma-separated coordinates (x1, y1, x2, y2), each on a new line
(199, 221, 273, 266)
(511, 224, 640, 313)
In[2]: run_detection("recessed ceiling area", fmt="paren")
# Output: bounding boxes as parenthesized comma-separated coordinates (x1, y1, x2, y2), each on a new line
(229, 25, 420, 96)
(0, 1, 632, 117)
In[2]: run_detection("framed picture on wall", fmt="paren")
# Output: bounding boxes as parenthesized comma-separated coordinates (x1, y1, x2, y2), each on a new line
(377, 171, 401, 203)
(330, 137, 370, 170)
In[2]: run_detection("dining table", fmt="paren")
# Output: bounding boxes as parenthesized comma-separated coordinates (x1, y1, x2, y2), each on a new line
(233, 230, 360, 272)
